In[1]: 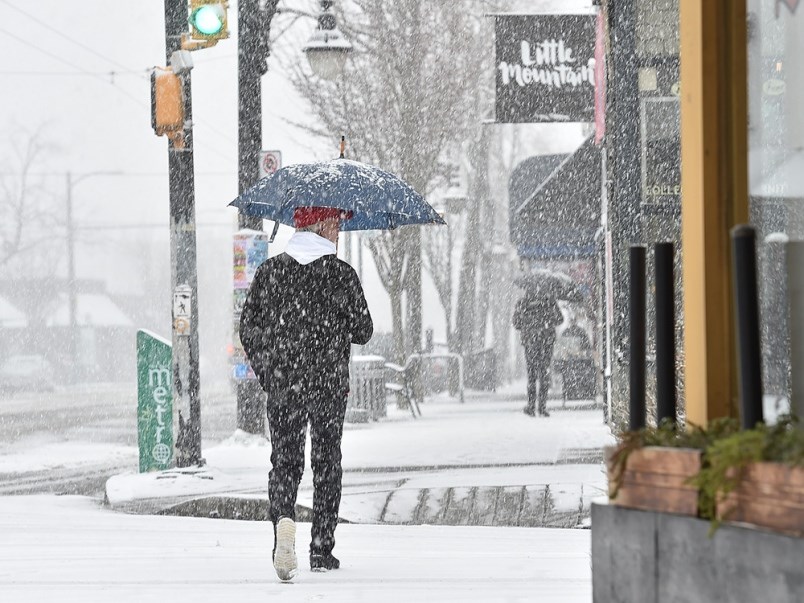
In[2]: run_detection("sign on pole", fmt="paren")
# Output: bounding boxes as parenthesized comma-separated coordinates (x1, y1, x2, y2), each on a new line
(258, 150, 282, 179)
(173, 285, 192, 336)
(495, 14, 596, 123)
(137, 329, 173, 472)
(232, 230, 270, 381)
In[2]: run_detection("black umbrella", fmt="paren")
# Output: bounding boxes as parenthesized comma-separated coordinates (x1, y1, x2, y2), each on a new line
(514, 269, 583, 301)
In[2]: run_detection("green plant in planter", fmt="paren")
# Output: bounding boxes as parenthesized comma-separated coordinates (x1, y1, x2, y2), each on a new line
(692, 414, 804, 527)
(609, 413, 804, 533)
(608, 417, 739, 498)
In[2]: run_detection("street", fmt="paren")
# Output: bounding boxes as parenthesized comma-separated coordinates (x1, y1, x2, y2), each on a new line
(0, 382, 238, 495)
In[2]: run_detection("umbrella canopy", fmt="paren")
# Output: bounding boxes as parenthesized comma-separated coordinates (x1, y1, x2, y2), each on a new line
(515, 269, 583, 302)
(229, 159, 446, 231)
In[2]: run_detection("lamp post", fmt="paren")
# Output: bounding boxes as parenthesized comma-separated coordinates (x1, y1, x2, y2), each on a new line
(235, 0, 353, 435)
(303, 0, 353, 81)
(65, 170, 121, 383)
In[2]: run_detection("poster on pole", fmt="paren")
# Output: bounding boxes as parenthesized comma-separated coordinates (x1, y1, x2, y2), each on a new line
(233, 231, 269, 290)
(232, 230, 269, 381)
(495, 14, 596, 123)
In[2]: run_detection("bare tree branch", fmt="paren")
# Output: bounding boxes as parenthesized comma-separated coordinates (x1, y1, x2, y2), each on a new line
(0, 127, 60, 272)
(282, 0, 494, 357)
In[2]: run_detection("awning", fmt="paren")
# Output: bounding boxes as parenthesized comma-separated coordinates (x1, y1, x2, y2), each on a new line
(510, 135, 602, 259)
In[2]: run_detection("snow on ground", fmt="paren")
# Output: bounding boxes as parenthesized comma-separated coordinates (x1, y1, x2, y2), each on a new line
(201, 399, 610, 470)
(339, 397, 610, 469)
(0, 495, 593, 603)
(0, 441, 135, 474)
(105, 392, 613, 507)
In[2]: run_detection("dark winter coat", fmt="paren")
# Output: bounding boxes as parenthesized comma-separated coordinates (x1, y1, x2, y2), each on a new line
(239, 253, 373, 396)
(513, 293, 563, 364)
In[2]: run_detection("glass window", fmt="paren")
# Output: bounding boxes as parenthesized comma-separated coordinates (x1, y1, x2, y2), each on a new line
(746, 0, 804, 416)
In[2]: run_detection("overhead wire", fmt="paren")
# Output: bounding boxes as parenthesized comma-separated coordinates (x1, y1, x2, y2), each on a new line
(0, 70, 149, 78)
(0, 171, 235, 177)
(0, 35, 236, 162)
(0, 27, 152, 110)
(0, 3, 238, 161)
(0, 0, 146, 75)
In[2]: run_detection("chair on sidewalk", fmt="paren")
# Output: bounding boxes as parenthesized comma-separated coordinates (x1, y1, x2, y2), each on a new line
(384, 360, 421, 419)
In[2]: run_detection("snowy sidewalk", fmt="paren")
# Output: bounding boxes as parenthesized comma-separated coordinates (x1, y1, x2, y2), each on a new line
(106, 385, 613, 525)
(0, 495, 593, 602)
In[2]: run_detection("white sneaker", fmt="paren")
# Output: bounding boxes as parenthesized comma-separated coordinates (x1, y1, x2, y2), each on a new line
(273, 517, 298, 581)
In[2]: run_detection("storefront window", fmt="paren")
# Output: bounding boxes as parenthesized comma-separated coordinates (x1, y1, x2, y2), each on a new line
(746, 0, 804, 411)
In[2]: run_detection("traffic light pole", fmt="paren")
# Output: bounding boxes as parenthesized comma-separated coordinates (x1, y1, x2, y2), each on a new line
(235, 0, 278, 435)
(165, 0, 203, 466)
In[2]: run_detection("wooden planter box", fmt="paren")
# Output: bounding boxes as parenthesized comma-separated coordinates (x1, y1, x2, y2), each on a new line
(607, 446, 702, 516)
(717, 462, 804, 537)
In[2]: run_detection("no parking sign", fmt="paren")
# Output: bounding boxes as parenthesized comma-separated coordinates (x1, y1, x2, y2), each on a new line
(259, 150, 282, 179)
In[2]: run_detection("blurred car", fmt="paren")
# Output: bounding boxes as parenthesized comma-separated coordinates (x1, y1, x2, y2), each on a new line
(0, 355, 56, 394)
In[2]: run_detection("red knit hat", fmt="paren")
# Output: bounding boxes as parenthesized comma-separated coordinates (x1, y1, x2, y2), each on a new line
(293, 206, 352, 229)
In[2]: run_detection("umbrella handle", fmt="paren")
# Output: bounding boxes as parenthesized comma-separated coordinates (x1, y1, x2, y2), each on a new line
(339, 136, 345, 159)
(268, 220, 280, 243)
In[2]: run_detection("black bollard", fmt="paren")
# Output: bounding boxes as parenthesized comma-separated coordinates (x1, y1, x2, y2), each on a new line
(629, 246, 647, 431)
(655, 242, 676, 425)
(731, 225, 764, 430)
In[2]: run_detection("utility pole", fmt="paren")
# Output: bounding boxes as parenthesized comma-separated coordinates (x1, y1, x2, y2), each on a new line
(165, 0, 203, 466)
(235, 0, 278, 435)
(66, 172, 77, 384)
(607, 0, 642, 426)
(65, 170, 120, 384)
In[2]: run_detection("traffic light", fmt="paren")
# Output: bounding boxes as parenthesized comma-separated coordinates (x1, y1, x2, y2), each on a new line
(151, 67, 185, 147)
(185, 0, 229, 49)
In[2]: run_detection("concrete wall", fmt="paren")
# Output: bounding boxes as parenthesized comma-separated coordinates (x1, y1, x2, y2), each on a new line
(592, 503, 804, 603)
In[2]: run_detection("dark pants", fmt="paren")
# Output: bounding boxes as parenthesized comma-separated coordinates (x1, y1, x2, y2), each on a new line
(523, 336, 555, 413)
(266, 385, 347, 557)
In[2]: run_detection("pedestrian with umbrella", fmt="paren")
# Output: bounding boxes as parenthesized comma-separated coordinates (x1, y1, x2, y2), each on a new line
(513, 286, 564, 417)
(234, 142, 444, 581)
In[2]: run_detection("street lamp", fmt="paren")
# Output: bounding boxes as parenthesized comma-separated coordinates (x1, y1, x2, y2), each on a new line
(234, 0, 352, 435)
(303, 0, 353, 80)
(65, 170, 122, 383)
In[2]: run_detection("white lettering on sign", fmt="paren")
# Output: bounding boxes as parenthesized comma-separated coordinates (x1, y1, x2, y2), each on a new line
(149, 368, 170, 388)
(498, 39, 595, 89)
(644, 184, 682, 196)
(153, 385, 168, 405)
(149, 366, 171, 454)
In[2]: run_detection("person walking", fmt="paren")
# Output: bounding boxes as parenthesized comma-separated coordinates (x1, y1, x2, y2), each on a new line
(239, 206, 373, 581)
(513, 290, 563, 417)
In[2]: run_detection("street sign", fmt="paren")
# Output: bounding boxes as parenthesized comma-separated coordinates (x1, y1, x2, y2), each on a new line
(137, 330, 173, 472)
(495, 15, 596, 123)
(258, 150, 282, 179)
(173, 284, 192, 336)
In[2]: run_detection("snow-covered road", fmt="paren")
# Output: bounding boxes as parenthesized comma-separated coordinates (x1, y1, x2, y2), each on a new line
(0, 383, 237, 494)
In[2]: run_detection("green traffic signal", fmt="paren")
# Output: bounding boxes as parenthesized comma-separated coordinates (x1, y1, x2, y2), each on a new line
(190, 5, 225, 37)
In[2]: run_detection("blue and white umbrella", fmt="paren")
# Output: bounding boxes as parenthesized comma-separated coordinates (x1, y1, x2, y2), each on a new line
(228, 159, 446, 231)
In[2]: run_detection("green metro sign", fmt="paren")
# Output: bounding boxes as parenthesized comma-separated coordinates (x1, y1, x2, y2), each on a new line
(137, 330, 173, 472)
